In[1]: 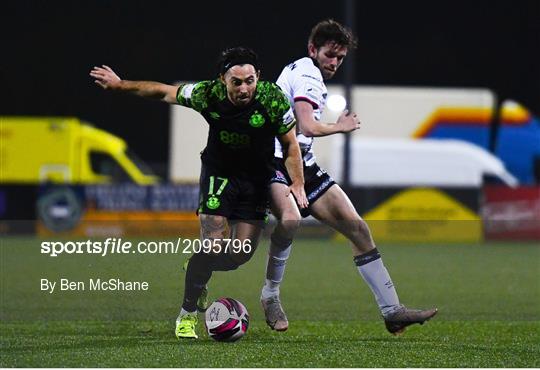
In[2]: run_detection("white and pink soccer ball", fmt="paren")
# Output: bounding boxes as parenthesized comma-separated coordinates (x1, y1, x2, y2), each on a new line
(204, 297, 249, 342)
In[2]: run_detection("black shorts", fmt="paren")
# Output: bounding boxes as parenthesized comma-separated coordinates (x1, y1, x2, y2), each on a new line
(198, 165, 269, 222)
(270, 158, 336, 217)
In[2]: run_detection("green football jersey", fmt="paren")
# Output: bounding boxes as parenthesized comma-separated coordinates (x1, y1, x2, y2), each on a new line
(176, 80, 296, 179)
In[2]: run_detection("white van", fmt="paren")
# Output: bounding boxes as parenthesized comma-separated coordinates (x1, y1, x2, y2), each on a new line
(328, 137, 518, 187)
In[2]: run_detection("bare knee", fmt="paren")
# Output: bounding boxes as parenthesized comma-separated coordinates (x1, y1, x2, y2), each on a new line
(271, 186, 302, 239)
(277, 208, 301, 238)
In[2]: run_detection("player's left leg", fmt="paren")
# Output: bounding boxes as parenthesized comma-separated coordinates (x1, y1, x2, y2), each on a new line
(309, 185, 375, 254)
(310, 185, 437, 334)
(310, 185, 401, 313)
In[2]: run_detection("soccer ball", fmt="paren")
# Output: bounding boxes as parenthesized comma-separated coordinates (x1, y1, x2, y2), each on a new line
(205, 297, 249, 342)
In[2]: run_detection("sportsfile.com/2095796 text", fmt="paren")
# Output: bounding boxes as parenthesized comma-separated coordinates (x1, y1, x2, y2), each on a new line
(40, 238, 252, 257)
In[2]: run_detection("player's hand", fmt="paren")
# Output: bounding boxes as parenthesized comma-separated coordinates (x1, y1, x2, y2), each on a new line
(336, 109, 361, 133)
(288, 182, 309, 209)
(90, 65, 122, 90)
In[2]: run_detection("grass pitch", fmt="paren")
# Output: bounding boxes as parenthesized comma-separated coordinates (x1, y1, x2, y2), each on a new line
(1, 237, 539, 367)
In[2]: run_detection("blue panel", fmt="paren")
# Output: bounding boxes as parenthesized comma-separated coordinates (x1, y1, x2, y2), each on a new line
(496, 117, 540, 185)
(426, 123, 490, 148)
(422, 117, 540, 184)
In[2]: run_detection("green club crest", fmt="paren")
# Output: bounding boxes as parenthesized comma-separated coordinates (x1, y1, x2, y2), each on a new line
(209, 111, 220, 120)
(206, 196, 221, 210)
(249, 111, 265, 128)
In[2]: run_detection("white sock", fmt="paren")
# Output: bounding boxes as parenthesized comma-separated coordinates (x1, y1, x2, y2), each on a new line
(261, 240, 292, 299)
(354, 248, 401, 317)
(179, 308, 196, 317)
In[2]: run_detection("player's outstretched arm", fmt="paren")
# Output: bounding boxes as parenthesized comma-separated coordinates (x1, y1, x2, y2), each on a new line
(279, 130, 308, 209)
(90, 65, 179, 104)
(295, 101, 361, 137)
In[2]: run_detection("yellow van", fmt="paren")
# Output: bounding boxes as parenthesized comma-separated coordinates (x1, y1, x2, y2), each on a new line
(0, 117, 158, 184)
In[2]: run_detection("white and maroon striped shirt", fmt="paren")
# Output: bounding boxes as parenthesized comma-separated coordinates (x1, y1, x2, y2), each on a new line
(274, 57, 327, 166)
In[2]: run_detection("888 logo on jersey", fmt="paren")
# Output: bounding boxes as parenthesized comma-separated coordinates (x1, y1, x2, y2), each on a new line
(219, 130, 250, 147)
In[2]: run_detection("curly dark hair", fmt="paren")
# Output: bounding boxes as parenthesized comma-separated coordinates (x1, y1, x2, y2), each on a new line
(217, 46, 259, 75)
(308, 19, 357, 50)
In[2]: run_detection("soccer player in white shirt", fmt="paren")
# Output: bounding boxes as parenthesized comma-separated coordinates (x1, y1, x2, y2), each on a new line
(261, 19, 437, 335)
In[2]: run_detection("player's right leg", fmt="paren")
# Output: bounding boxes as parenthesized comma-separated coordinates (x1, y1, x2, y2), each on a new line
(182, 257, 209, 312)
(176, 214, 228, 339)
(177, 166, 236, 339)
(260, 182, 301, 331)
(177, 215, 262, 338)
(177, 171, 269, 339)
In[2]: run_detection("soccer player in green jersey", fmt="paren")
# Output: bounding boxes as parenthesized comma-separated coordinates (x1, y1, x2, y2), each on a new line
(91, 47, 308, 339)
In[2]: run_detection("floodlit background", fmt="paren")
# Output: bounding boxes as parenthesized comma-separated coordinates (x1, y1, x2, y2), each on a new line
(2, 0, 539, 175)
